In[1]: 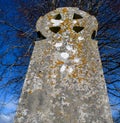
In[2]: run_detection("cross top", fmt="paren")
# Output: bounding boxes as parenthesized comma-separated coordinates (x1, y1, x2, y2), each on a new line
(35, 8, 99, 81)
(36, 7, 98, 41)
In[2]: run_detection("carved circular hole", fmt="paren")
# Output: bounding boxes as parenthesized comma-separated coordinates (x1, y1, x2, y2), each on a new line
(37, 31, 46, 39)
(55, 14, 62, 20)
(50, 26, 61, 33)
(91, 30, 96, 39)
(73, 13, 83, 19)
(73, 26, 84, 33)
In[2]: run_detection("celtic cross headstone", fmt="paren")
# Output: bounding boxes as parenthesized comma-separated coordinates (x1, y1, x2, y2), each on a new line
(14, 7, 113, 123)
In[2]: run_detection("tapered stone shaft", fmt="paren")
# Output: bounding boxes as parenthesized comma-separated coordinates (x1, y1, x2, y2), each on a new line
(14, 7, 113, 123)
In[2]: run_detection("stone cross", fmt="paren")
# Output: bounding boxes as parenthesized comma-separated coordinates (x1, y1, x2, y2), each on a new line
(14, 7, 113, 123)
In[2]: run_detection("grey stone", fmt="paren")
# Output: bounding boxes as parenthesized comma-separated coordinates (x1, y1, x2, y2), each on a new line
(14, 7, 113, 123)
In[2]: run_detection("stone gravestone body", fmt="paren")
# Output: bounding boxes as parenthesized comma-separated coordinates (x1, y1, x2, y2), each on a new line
(14, 7, 113, 123)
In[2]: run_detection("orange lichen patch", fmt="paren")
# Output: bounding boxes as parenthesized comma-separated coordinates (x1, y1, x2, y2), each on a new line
(72, 73, 78, 78)
(50, 81, 55, 86)
(76, 33, 80, 37)
(77, 42, 83, 49)
(37, 72, 43, 78)
(67, 26, 72, 31)
(55, 60, 64, 65)
(86, 71, 91, 77)
(62, 8, 68, 13)
(48, 71, 53, 78)
(50, 65, 56, 69)
(75, 22, 80, 26)
(61, 19, 71, 29)
(92, 66, 97, 73)
(76, 43, 83, 54)
(47, 15, 53, 20)
(64, 18, 70, 24)
(57, 37, 62, 41)
(28, 90, 33, 94)
(69, 70, 78, 78)
(81, 20, 86, 26)
(70, 33, 79, 40)
(43, 50, 50, 55)
(66, 66, 69, 69)
(69, 55, 75, 60)
(63, 78, 67, 81)
(81, 57, 87, 65)
(70, 32, 74, 38)
(75, 64, 83, 69)
(50, 60, 64, 69)
(59, 29, 64, 34)
(78, 77, 84, 83)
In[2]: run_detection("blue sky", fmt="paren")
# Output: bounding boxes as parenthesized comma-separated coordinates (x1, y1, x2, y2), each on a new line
(0, 0, 120, 123)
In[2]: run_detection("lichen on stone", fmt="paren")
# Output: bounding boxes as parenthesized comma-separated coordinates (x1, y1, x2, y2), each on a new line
(14, 7, 113, 123)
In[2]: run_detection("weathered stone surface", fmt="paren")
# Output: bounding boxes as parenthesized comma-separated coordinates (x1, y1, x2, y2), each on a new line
(14, 7, 113, 123)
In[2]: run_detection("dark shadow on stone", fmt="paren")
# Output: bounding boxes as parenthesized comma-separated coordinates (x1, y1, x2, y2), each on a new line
(73, 13, 83, 19)
(37, 31, 46, 40)
(73, 26, 84, 33)
(50, 26, 61, 33)
(91, 30, 96, 39)
(55, 14, 62, 20)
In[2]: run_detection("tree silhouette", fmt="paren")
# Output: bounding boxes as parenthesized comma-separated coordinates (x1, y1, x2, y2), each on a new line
(0, 0, 120, 122)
